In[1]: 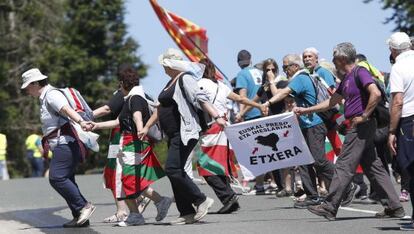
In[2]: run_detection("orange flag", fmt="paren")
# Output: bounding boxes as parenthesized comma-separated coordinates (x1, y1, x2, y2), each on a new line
(149, 0, 225, 80)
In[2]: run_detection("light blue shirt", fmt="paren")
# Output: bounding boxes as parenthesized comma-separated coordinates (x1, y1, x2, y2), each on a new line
(235, 67, 262, 120)
(288, 72, 323, 129)
(314, 66, 336, 89)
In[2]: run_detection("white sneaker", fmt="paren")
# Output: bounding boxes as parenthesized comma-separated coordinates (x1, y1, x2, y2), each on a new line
(117, 212, 145, 227)
(155, 197, 173, 221)
(194, 197, 214, 221)
(169, 214, 196, 225)
(77, 202, 96, 225)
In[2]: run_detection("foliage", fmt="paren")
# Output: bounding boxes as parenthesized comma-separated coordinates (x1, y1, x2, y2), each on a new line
(0, 0, 147, 177)
(365, 0, 414, 34)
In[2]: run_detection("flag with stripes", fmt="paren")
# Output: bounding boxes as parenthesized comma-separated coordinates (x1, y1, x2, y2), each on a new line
(105, 133, 165, 198)
(195, 123, 237, 177)
(149, 0, 224, 80)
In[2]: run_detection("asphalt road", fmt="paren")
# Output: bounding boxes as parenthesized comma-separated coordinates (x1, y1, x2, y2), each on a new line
(0, 174, 411, 234)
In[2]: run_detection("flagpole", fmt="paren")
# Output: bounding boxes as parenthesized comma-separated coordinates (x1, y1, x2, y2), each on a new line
(164, 9, 230, 82)
(184, 35, 230, 81)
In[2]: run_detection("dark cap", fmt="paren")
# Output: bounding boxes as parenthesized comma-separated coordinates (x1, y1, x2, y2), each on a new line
(237, 50, 251, 66)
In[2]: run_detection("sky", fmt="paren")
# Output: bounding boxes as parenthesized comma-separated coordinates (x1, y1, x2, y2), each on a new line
(124, 0, 395, 97)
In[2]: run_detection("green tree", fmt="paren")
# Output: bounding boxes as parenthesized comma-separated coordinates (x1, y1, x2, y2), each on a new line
(39, 0, 147, 172)
(0, 0, 147, 177)
(366, 0, 414, 34)
(0, 0, 64, 177)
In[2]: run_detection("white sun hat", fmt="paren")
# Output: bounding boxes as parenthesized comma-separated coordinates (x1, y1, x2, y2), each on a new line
(21, 68, 47, 89)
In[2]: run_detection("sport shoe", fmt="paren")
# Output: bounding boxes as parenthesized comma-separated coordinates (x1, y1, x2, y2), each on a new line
(169, 214, 196, 225)
(276, 189, 294, 198)
(400, 190, 410, 202)
(103, 213, 127, 223)
(246, 185, 265, 195)
(63, 218, 90, 228)
(228, 201, 240, 213)
(194, 197, 214, 221)
(217, 195, 239, 214)
(294, 197, 321, 209)
(341, 183, 360, 207)
(294, 188, 306, 198)
(375, 207, 405, 218)
(117, 212, 145, 227)
(358, 196, 378, 204)
(77, 202, 96, 225)
(308, 204, 336, 221)
(138, 196, 151, 214)
(400, 223, 414, 231)
(155, 197, 173, 221)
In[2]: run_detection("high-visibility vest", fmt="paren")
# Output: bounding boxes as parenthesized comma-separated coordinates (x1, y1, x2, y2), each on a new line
(25, 134, 42, 158)
(357, 61, 385, 83)
(0, 134, 7, 161)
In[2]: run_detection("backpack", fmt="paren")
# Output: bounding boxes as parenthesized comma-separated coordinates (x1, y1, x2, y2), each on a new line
(178, 73, 209, 133)
(128, 93, 163, 142)
(353, 66, 390, 128)
(45, 87, 99, 152)
(302, 71, 339, 129)
(58, 87, 94, 121)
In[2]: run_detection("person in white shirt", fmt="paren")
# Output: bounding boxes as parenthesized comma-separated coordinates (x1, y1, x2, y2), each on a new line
(387, 32, 414, 231)
(21, 68, 95, 228)
(196, 58, 267, 213)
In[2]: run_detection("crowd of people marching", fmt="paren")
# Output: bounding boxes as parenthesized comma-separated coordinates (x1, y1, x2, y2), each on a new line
(18, 31, 414, 230)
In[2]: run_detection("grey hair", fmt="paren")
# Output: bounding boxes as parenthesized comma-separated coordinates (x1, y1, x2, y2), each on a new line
(283, 54, 303, 68)
(303, 47, 319, 58)
(333, 42, 356, 64)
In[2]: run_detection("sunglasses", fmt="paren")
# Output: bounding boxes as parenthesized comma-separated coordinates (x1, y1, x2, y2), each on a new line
(266, 68, 276, 72)
(282, 64, 294, 70)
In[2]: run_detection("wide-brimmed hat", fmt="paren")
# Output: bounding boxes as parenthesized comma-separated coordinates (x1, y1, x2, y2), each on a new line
(21, 68, 47, 89)
(386, 32, 412, 50)
(158, 48, 183, 66)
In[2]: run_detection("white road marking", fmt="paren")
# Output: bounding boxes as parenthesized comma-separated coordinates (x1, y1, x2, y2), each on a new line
(339, 206, 378, 214)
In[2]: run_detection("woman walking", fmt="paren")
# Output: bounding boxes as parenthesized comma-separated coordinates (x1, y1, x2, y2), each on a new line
(140, 48, 226, 225)
(196, 58, 267, 213)
(91, 66, 171, 226)
(21, 68, 95, 228)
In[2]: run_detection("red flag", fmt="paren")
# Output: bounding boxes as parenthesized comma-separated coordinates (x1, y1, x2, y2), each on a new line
(150, 0, 208, 61)
(149, 0, 224, 80)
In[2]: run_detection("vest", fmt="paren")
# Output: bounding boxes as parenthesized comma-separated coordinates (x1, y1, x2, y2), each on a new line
(0, 134, 6, 161)
(26, 134, 42, 158)
(357, 61, 385, 83)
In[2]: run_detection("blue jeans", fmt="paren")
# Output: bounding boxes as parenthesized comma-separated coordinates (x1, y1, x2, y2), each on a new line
(397, 115, 414, 217)
(49, 142, 87, 218)
(0, 160, 9, 180)
(27, 151, 44, 177)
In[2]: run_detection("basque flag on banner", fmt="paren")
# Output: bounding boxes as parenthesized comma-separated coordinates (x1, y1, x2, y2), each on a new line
(224, 112, 314, 177)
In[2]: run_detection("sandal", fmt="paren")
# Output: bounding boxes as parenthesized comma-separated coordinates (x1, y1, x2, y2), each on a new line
(103, 213, 127, 223)
(138, 196, 151, 214)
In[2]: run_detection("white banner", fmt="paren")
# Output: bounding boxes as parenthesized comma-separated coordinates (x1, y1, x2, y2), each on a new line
(224, 112, 314, 177)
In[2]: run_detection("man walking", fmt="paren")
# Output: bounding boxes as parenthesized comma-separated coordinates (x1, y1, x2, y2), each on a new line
(387, 32, 414, 230)
(295, 42, 403, 221)
(264, 54, 334, 208)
